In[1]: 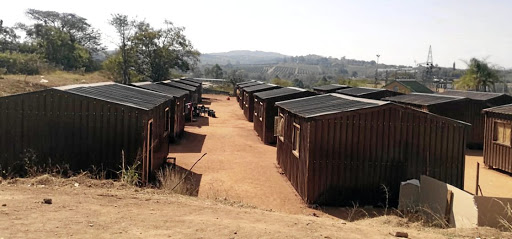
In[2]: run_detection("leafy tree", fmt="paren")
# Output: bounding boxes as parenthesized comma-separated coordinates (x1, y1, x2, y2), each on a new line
(109, 14, 135, 84)
(292, 78, 304, 88)
(0, 20, 19, 52)
(455, 58, 500, 92)
(227, 69, 245, 86)
(351, 71, 358, 78)
(207, 64, 223, 79)
(18, 9, 103, 71)
(107, 17, 199, 83)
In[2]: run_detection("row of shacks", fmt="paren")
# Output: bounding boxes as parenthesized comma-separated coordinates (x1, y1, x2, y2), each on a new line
(0, 78, 202, 183)
(235, 81, 512, 206)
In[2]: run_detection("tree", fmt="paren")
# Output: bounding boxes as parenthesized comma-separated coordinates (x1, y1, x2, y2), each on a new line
(292, 78, 304, 88)
(351, 71, 358, 78)
(18, 9, 103, 71)
(208, 64, 223, 79)
(455, 58, 501, 92)
(227, 69, 245, 86)
(107, 17, 200, 83)
(109, 14, 134, 84)
(0, 20, 19, 52)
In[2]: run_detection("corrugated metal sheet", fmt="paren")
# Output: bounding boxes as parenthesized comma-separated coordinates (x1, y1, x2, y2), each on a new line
(160, 80, 196, 92)
(132, 82, 188, 98)
(276, 102, 468, 206)
(275, 94, 387, 118)
(63, 83, 171, 110)
(180, 78, 202, 84)
(312, 84, 351, 92)
(254, 87, 308, 99)
(440, 90, 511, 101)
(336, 87, 385, 95)
(383, 93, 466, 106)
(254, 89, 316, 144)
(392, 80, 433, 93)
(242, 85, 281, 122)
(243, 84, 281, 93)
(484, 104, 512, 115)
(483, 111, 512, 173)
(0, 86, 172, 183)
(177, 79, 201, 87)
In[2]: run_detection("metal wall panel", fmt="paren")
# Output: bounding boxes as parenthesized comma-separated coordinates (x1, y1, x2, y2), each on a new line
(483, 112, 512, 173)
(277, 104, 467, 206)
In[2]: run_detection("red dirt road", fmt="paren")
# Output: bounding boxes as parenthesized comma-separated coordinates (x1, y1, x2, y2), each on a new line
(170, 94, 311, 214)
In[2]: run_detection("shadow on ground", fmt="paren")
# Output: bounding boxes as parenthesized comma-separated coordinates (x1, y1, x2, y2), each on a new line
(170, 132, 207, 153)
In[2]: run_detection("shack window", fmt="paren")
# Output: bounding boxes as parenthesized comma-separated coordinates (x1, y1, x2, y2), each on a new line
(254, 99, 259, 116)
(274, 114, 285, 141)
(494, 121, 511, 146)
(292, 123, 300, 157)
(164, 107, 170, 133)
(259, 102, 263, 121)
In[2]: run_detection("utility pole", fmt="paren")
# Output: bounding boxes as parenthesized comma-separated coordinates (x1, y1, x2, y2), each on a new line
(374, 54, 380, 87)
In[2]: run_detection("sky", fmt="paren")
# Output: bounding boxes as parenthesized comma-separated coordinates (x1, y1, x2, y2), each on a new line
(1, 0, 512, 68)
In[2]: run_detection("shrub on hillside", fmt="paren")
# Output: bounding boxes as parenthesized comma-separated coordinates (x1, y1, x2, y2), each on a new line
(0, 53, 44, 75)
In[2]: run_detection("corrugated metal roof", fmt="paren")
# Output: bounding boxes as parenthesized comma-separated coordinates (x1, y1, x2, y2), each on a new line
(236, 80, 257, 86)
(132, 82, 188, 98)
(312, 84, 350, 91)
(61, 83, 171, 110)
(276, 93, 388, 118)
(254, 87, 308, 99)
(336, 87, 385, 96)
(160, 80, 196, 92)
(484, 104, 512, 115)
(439, 90, 510, 101)
(391, 80, 433, 93)
(243, 84, 281, 93)
(177, 79, 201, 87)
(382, 93, 466, 106)
(239, 81, 263, 88)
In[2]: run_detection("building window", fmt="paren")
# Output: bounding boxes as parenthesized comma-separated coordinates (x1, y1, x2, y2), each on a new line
(292, 122, 300, 157)
(393, 86, 399, 92)
(274, 114, 285, 141)
(259, 102, 263, 121)
(494, 121, 511, 146)
(165, 107, 170, 133)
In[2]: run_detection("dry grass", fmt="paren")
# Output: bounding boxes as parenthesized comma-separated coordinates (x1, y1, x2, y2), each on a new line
(156, 166, 198, 196)
(0, 70, 111, 96)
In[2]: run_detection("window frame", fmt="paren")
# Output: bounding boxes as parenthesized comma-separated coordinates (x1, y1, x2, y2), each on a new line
(164, 107, 170, 134)
(493, 120, 512, 147)
(292, 122, 300, 158)
(277, 113, 285, 142)
(258, 102, 264, 121)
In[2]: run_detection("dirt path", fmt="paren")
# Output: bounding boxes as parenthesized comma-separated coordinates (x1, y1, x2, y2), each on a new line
(170, 94, 310, 214)
(464, 150, 512, 198)
(0, 177, 504, 239)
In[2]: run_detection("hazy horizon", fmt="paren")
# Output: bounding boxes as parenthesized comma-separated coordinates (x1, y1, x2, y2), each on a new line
(2, 0, 511, 68)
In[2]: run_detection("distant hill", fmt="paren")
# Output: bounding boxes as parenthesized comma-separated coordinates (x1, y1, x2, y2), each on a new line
(200, 50, 287, 65)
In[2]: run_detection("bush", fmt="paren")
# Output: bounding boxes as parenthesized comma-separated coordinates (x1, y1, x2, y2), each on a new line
(0, 52, 44, 75)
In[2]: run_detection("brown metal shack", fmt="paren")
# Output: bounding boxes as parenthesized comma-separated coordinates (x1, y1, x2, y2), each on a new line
(233, 81, 256, 100)
(253, 87, 316, 144)
(439, 90, 512, 148)
(336, 87, 403, 100)
(483, 104, 512, 173)
(131, 82, 188, 142)
(177, 78, 203, 103)
(312, 84, 351, 94)
(275, 93, 468, 206)
(382, 93, 471, 125)
(242, 84, 281, 122)
(238, 81, 263, 108)
(0, 82, 173, 183)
